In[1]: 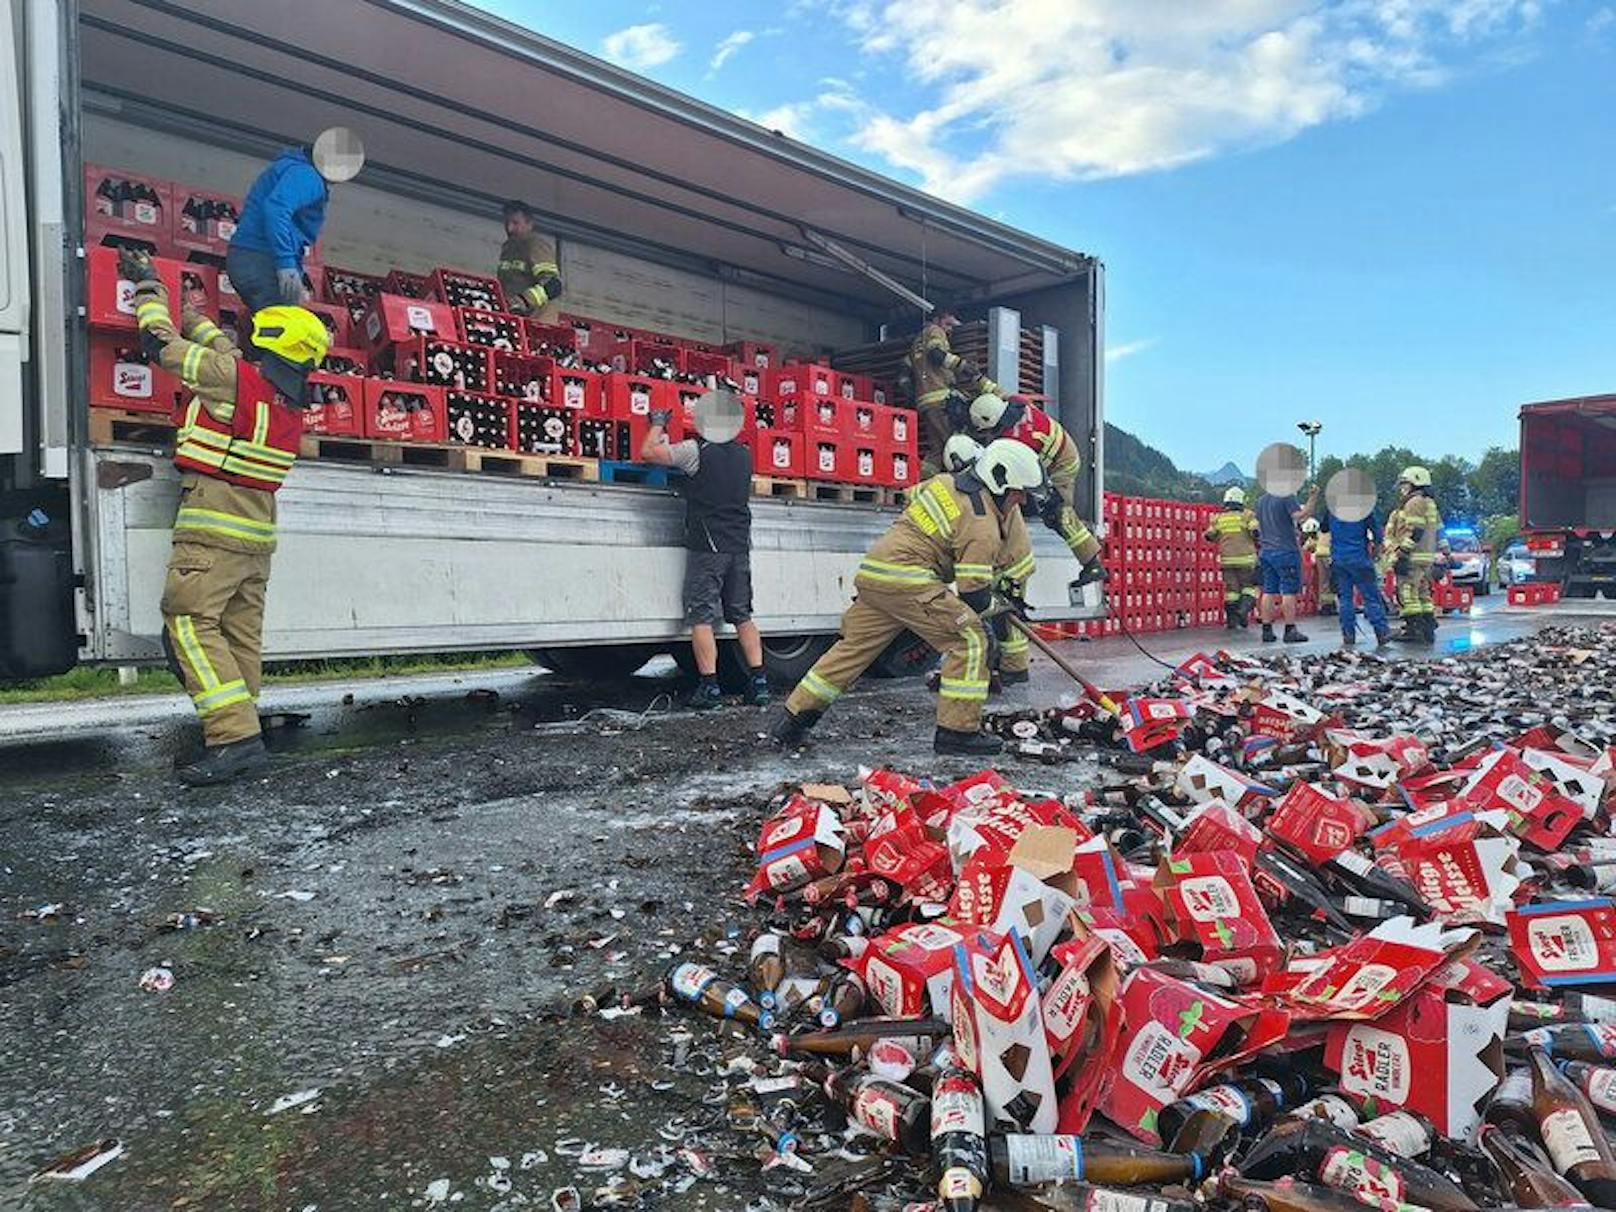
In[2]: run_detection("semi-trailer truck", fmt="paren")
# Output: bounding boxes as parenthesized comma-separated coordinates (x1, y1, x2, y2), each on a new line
(1519, 395, 1616, 599)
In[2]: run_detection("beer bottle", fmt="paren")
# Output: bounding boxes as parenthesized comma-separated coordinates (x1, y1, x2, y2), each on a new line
(1156, 1072, 1308, 1144)
(1279, 1092, 1361, 1131)
(1563, 993, 1616, 1026)
(1165, 1109, 1240, 1167)
(1140, 958, 1241, 991)
(1526, 1044, 1616, 1206)
(1486, 1068, 1538, 1135)
(1476, 1123, 1591, 1209)
(1254, 848, 1354, 935)
(1514, 1025, 1616, 1065)
(822, 1068, 929, 1156)
(1511, 998, 1571, 1032)
(930, 1045, 988, 1212)
(988, 1135, 1204, 1188)
(748, 933, 786, 1010)
(1333, 894, 1403, 922)
(1010, 1183, 1200, 1212)
(813, 969, 867, 1028)
(1355, 1109, 1435, 1159)
(1327, 848, 1433, 918)
(769, 1017, 951, 1058)
(817, 934, 869, 963)
(1238, 1119, 1479, 1211)
(1219, 1173, 1406, 1212)
(1561, 1060, 1616, 1120)
(663, 962, 772, 1029)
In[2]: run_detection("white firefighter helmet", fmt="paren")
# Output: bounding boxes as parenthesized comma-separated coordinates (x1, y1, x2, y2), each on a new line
(942, 433, 984, 474)
(1223, 485, 1246, 506)
(974, 439, 1043, 496)
(1301, 517, 1320, 535)
(968, 392, 1009, 431)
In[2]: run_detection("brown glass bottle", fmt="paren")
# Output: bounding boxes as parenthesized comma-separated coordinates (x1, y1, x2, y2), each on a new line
(1279, 1092, 1361, 1131)
(748, 933, 786, 1010)
(1156, 1072, 1308, 1144)
(1238, 1118, 1478, 1211)
(1513, 1024, 1616, 1064)
(823, 1068, 929, 1155)
(1220, 1173, 1404, 1212)
(930, 1045, 987, 1212)
(988, 1134, 1205, 1188)
(1014, 1183, 1200, 1212)
(1476, 1123, 1591, 1209)
(1165, 1108, 1241, 1167)
(1561, 1060, 1616, 1120)
(1354, 1109, 1435, 1158)
(1526, 1044, 1616, 1206)
(769, 1017, 950, 1057)
(1486, 1067, 1538, 1134)
(663, 961, 772, 1029)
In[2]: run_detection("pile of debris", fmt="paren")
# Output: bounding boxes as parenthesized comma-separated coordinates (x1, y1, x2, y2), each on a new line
(603, 625, 1616, 1210)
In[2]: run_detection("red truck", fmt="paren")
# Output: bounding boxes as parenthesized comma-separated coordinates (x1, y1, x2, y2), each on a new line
(1519, 394, 1616, 598)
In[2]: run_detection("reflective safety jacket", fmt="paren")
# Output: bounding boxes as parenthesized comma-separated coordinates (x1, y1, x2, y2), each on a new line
(999, 515, 1036, 594)
(134, 277, 297, 554)
(1304, 531, 1332, 559)
(1204, 507, 1259, 568)
(998, 401, 1073, 472)
(497, 230, 562, 317)
(1385, 493, 1444, 566)
(907, 321, 990, 410)
(857, 473, 1022, 597)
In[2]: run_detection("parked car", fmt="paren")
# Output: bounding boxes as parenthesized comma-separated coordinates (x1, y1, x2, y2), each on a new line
(1497, 539, 1538, 585)
(1444, 528, 1491, 596)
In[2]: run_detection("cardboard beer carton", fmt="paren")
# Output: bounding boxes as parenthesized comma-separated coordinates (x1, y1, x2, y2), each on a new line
(1071, 905, 1160, 966)
(1508, 898, 1616, 990)
(1045, 931, 1124, 1134)
(1174, 800, 1263, 865)
(1249, 689, 1327, 742)
(1324, 957, 1511, 1139)
(1155, 852, 1284, 980)
(1174, 754, 1277, 818)
(858, 920, 998, 1019)
(1285, 916, 1478, 1021)
(746, 795, 846, 901)
(1098, 967, 1291, 1144)
(1120, 698, 1193, 753)
(1519, 747, 1608, 819)
(1325, 729, 1433, 795)
(1380, 810, 1525, 925)
(951, 931, 1058, 1132)
(1460, 748, 1585, 850)
(1265, 782, 1376, 865)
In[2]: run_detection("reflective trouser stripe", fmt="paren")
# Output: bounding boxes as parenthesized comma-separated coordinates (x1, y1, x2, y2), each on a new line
(174, 507, 276, 546)
(171, 614, 219, 691)
(194, 679, 252, 716)
(1220, 557, 1257, 569)
(799, 670, 842, 704)
(1001, 629, 1028, 653)
(962, 621, 985, 683)
(939, 678, 989, 701)
(917, 388, 950, 406)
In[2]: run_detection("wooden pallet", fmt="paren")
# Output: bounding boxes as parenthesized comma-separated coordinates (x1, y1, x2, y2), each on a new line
(806, 480, 886, 505)
(751, 475, 810, 499)
(448, 446, 599, 481)
(89, 407, 176, 448)
(298, 435, 457, 468)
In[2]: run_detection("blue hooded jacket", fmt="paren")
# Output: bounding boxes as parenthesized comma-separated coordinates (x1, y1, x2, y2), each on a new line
(229, 147, 328, 270)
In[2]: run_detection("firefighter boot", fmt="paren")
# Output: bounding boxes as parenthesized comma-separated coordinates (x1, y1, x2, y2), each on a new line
(1070, 560, 1108, 591)
(1224, 603, 1239, 630)
(999, 668, 1030, 686)
(1261, 623, 1277, 643)
(176, 736, 270, 788)
(770, 708, 821, 748)
(1420, 615, 1439, 644)
(934, 727, 1004, 757)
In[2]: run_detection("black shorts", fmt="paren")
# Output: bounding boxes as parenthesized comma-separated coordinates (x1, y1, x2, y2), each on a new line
(684, 550, 753, 627)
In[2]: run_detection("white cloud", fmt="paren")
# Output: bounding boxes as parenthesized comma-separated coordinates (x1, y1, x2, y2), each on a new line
(805, 0, 1545, 202)
(602, 23, 681, 70)
(1106, 338, 1158, 363)
(710, 30, 757, 72)
(741, 80, 867, 141)
(1590, 6, 1616, 34)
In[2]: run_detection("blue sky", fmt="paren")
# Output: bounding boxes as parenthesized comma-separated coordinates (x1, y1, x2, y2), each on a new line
(476, 1, 1614, 473)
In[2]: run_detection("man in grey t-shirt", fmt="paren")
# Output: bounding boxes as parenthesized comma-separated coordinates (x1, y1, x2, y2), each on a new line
(1254, 484, 1318, 643)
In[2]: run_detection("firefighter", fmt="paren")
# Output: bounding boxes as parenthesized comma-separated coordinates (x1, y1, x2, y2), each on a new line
(1381, 466, 1444, 644)
(965, 392, 1106, 590)
(121, 249, 328, 785)
(940, 434, 1035, 684)
(497, 200, 565, 322)
(1301, 517, 1336, 613)
(907, 309, 995, 477)
(772, 439, 1044, 756)
(1205, 486, 1259, 628)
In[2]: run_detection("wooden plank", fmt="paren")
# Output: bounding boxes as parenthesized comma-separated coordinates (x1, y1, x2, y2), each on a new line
(88, 408, 176, 450)
(751, 475, 809, 500)
(451, 446, 600, 481)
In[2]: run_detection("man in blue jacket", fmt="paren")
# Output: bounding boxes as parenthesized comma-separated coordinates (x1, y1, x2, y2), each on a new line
(227, 128, 364, 314)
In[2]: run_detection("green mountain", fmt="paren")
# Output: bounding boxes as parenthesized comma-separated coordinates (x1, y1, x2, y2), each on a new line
(1104, 423, 1223, 502)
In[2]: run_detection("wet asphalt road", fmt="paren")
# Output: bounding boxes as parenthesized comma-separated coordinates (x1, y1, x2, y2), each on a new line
(0, 601, 1597, 1210)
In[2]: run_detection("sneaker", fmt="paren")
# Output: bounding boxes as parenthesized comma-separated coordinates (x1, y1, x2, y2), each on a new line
(686, 681, 723, 711)
(770, 708, 819, 747)
(934, 727, 1004, 756)
(1283, 625, 1308, 644)
(743, 674, 771, 707)
(1375, 629, 1392, 647)
(1261, 625, 1277, 643)
(176, 736, 269, 787)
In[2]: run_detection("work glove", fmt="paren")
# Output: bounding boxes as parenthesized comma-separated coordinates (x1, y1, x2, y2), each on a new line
(1037, 489, 1065, 531)
(648, 409, 673, 428)
(1394, 553, 1412, 576)
(276, 268, 307, 304)
(117, 246, 155, 283)
(943, 391, 972, 431)
(991, 612, 1011, 643)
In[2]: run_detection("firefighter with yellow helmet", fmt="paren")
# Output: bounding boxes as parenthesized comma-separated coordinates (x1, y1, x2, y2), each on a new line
(120, 248, 328, 785)
(1381, 465, 1445, 644)
(1204, 485, 1260, 628)
(907, 309, 996, 477)
(772, 439, 1043, 755)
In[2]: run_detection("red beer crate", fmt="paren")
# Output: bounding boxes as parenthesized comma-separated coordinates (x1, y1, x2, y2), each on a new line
(548, 366, 603, 414)
(490, 352, 554, 401)
(560, 315, 609, 359)
(608, 337, 682, 376)
(321, 347, 370, 378)
(87, 334, 178, 413)
(428, 267, 506, 313)
(445, 390, 513, 450)
(175, 261, 221, 318)
(522, 321, 577, 357)
(361, 294, 457, 355)
(838, 372, 873, 402)
(846, 401, 883, 444)
(322, 266, 385, 330)
(84, 164, 173, 252)
(301, 301, 351, 351)
(871, 381, 895, 406)
(394, 336, 491, 392)
(681, 350, 734, 381)
(807, 435, 848, 481)
(798, 395, 846, 441)
(725, 341, 778, 373)
(457, 308, 526, 354)
(362, 379, 446, 443)
(171, 187, 241, 258)
(754, 429, 805, 478)
(601, 371, 662, 423)
(304, 373, 365, 437)
(848, 441, 883, 486)
(885, 448, 918, 489)
(672, 383, 706, 432)
(86, 247, 182, 331)
(383, 269, 432, 299)
(770, 363, 837, 401)
(509, 401, 579, 456)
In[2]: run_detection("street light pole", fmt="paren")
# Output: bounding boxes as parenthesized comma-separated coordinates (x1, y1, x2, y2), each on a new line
(1297, 420, 1323, 483)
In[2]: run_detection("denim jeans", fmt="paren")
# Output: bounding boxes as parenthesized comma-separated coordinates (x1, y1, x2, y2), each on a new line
(224, 245, 285, 317)
(1335, 558, 1389, 637)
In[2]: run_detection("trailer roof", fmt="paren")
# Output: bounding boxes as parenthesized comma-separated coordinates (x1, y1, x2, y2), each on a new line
(1520, 394, 1616, 418)
(77, 0, 1091, 314)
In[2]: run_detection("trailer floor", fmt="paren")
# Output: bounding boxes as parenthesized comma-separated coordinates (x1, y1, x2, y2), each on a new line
(0, 603, 1565, 1210)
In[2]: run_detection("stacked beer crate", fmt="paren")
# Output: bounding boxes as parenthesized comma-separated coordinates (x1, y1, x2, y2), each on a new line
(1065, 493, 1225, 639)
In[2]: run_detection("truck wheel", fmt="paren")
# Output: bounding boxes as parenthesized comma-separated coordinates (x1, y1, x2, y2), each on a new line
(760, 634, 834, 686)
(531, 645, 659, 680)
(869, 630, 941, 679)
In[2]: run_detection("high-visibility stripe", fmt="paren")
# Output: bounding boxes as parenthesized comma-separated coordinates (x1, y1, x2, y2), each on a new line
(940, 678, 990, 701)
(192, 320, 223, 346)
(530, 261, 559, 276)
(525, 284, 548, 309)
(856, 559, 938, 585)
(955, 563, 994, 581)
(799, 670, 842, 703)
(916, 388, 951, 405)
(135, 302, 168, 328)
(180, 344, 206, 385)
(175, 507, 276, 544)
(252, 401, 271, 448)
(961, 623, 984, 683)
(171, 615, 219, 692)
(1005, 553, 1035, 579)
(1001, 631, 1029, 652)
(1219, 556, 1258, 568)
(194, 679, 252, 716)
